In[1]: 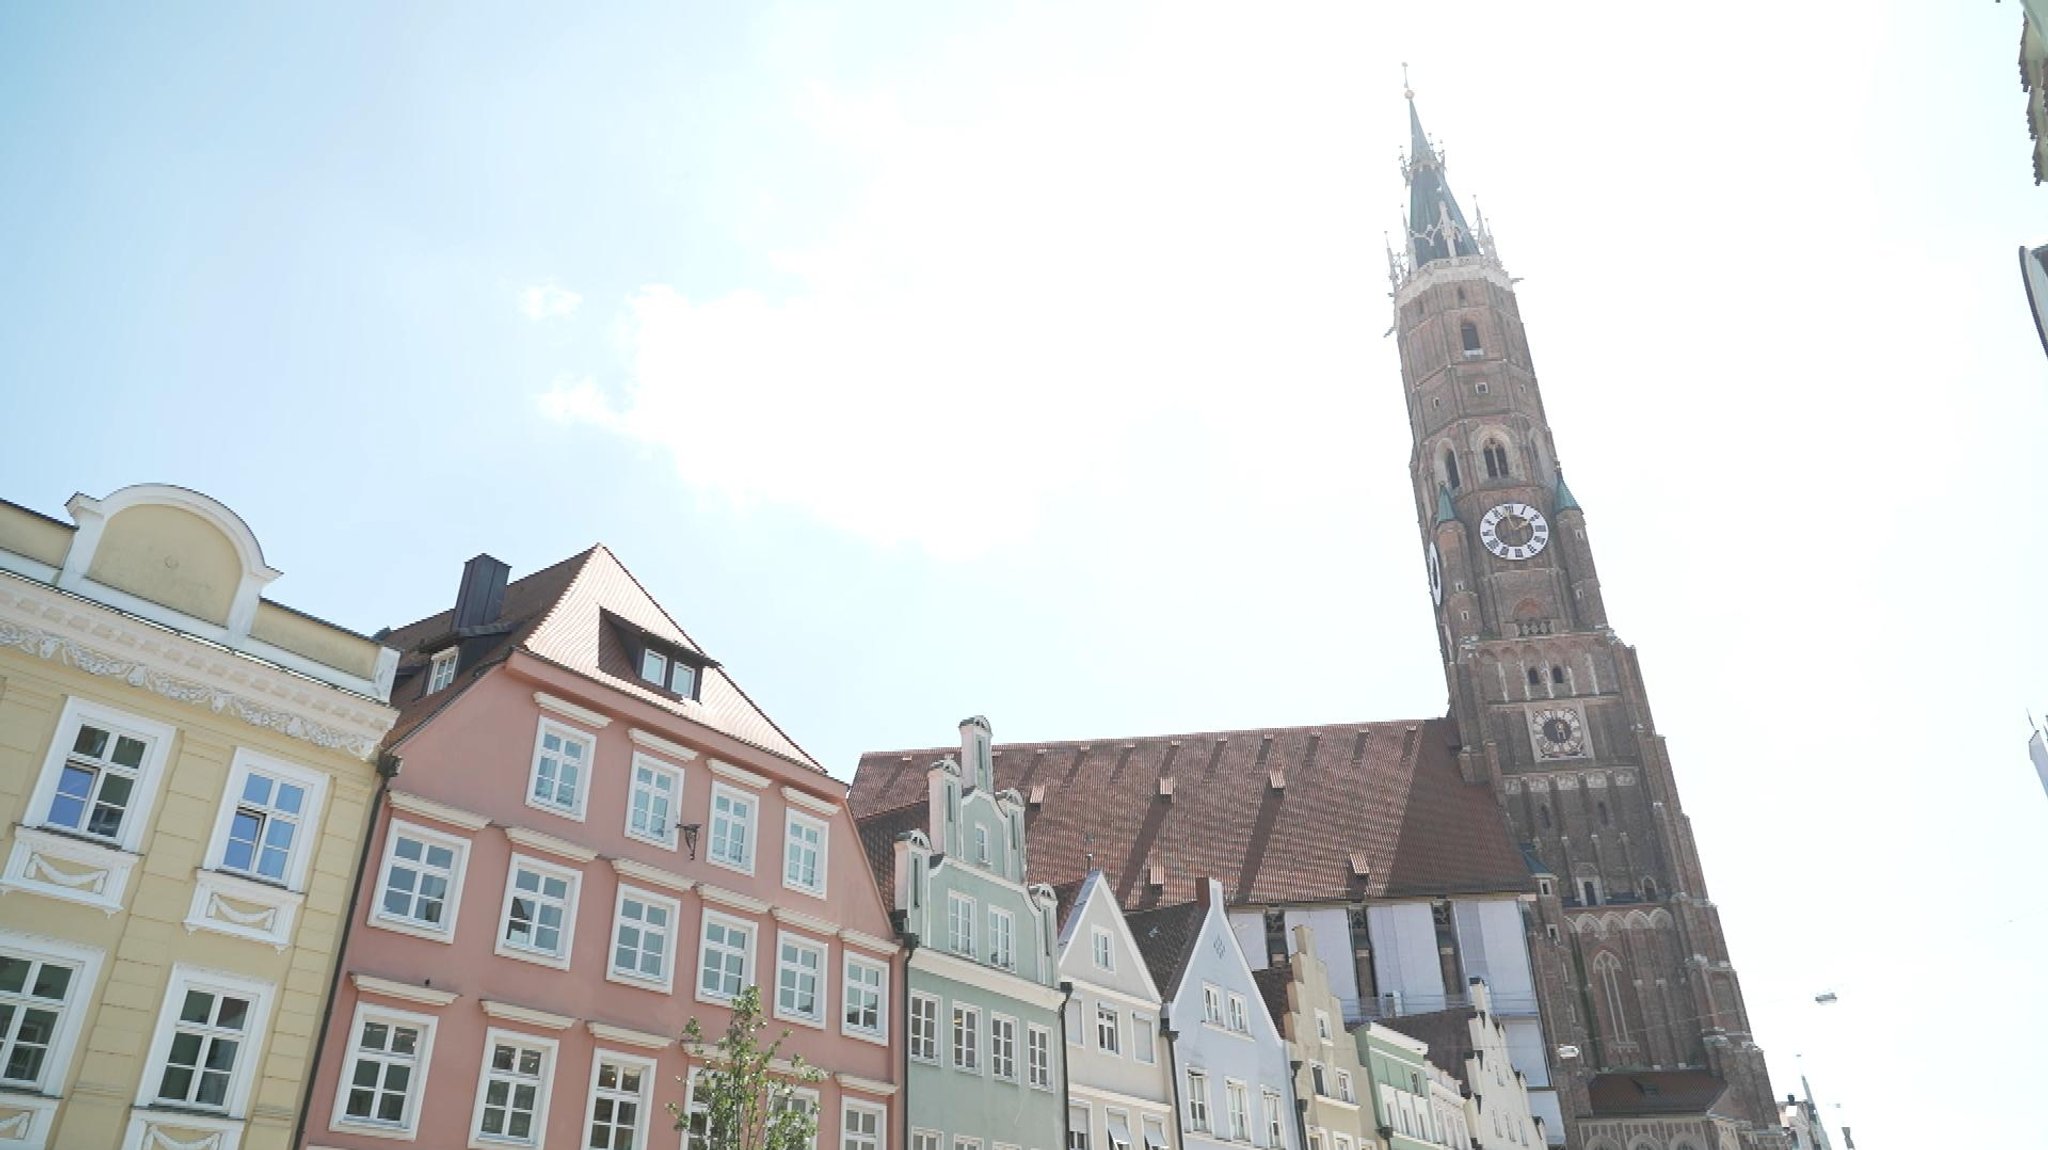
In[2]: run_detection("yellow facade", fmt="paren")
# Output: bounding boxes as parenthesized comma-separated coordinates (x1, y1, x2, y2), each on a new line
(0, 486, 395, 1150)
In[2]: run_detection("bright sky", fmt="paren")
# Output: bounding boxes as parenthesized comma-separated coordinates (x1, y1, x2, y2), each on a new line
(2, 4, 2041, 1145)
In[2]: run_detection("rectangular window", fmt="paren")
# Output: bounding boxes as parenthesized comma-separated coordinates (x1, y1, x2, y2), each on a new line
(1226, 1082, 1250, 1142)
(497, 856, 579, 966)
(776, 934, 827, 1025)
(843, 955, 887, 1040)
(952, 1004, 980, 1071)
(1202, 985, 1223, 1025)
(0, 939, 94, 1094)
(771, 1090, 820, 1150)
(698, 913, 753, 1002)
(1068, 1105, 1089, 1150)
(528, 718, 594, 819)
(640, 648, 669, 687)
(1186, 1070, 1211, 1132)
(948, 893, 976, 957)
(913, 1132, 941, 1150)
(334, 1004, 434, 1135)
(427, 649, 459, 694)
(1262, 1092, 1283, 1147)
(1026, 1025, 1052, 1090)
(682, 1071, 711, 1150)
(909, 993, 940, 1062)
(35, 701, 171, 848)
(842, 1102, 884, 1150)
(784, 811, 827, 896)
(215, 762, 311, 885)
(1132, 1014, 1155, 1064)
(1227, 994, 1249, 1033)
(472, 1031, 554, 1146)
(142, 969, 273, 1115)
(990, 1014, 1018, 1080)
(586, 1052, 655, 1150)
(625, 754, 681, 849)
(989, 908, 1015, 969)
(955, 1139, 982, 1150)
(974, 825, 990, 864)
(709, 784, 756, 872)
(1106, 1113, 1131, 1150)
(1310, 1064, 1326, 1097)
(1336, 1071, 1354, 1103)
(1143, 1117, 1169, 1150)
(1095, 1005, 1119, 1054)
(1091, 928, 1114, 970)
(373, 821, 468, 939)
(670, 660, 700, 698)
(1315, 1011, 1332, 1042)
(610, 887, 678, 990)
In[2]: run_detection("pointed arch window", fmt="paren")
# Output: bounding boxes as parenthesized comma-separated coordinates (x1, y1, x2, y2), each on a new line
(1442, 448, 1461, 491)
(1538, 804, 1552, 830)
(1641, 877, 1658, 901)
(1593, 952, 1629, 1041)
(1483, 439, 1510, 480)
(1550, 665, 1567, 686)
(1597, 801, 1611, 827)
(1460, 321, 1482, 358)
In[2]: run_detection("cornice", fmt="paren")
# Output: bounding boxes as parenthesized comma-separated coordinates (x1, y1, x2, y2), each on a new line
(388, 790, 490, 832)
(351, 973, 460, 1007)
(0, 579, 395, 760)
(481, 999, 577, 1031)
(629, 727, 699, 761)
(588, 1021, 674, 1051)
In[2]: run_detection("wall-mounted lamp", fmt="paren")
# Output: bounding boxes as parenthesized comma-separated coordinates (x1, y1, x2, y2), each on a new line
(681, 822, 702, 860)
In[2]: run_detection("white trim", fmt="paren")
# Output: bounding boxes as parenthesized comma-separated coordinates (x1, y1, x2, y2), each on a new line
(912, 948, 1067, 1011)
(782, 785, 839, 815)
(0, 825, 139, 913)
(708, 759, 770, 789)
(532, 690, 611, 728)
(623, 752, 683, 851)
(773, 906, 839, 936)
(610, 856, 694, 895)
(525, 716, 596, 823)
(586, 1021, 672, 1051)
(583, 1048, 658, 1150)
(705, 781, 758, 876)
(21, 695, 177, 853)
(782, 807, 830, 899)
(387, 789, 489, 831)
(351, 973, 460, 1007)
(198, 746, 331, 892)
(772, 928, 831, 1029)
(118, 1109, 247, 1150)
(0, 929, 102, 1100)
(907, 991, 941, 1064)
(698, 882, 770, 915)
(493, 853, 582, 970)
(628, 726, 698, 760)
(468, 1027, 558, 1149)
(426, 648, 460, 695)
(328, 1001, 438, 1140)
(840, 1095, 889, 1150)
(503, 824, 598, 864)
(840, 951, 890, 1045)
(607, 884, 682, 994)
(694, 909, 757, 1006)
(479, 1001, 577, 1031)
(184, 867, 308, 949)
(135, 964, 276, 1117)
(368, 819, 470, 943)
(1068, 1084, 1176, 1115)
(839, 928, 902, 956)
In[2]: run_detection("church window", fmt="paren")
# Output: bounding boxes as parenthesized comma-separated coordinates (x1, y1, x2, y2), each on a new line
(1483, 439, 1510, 479)
(1537, 805, 1551, 830)
(1581, 879, 1600, 906)
(1593, 953, 1628, 1041)
(1550, 665, 1566, 686)
(1460, 321, 1482, 357)
(1525, 667, 1541, 688)
(1597, 802, 1610, 827)
(1475, 382, 1489, 395)
(1456, 287, 1467, 304)
(1442, 449, 1460, 491)
(1642, 877, 1658, 900)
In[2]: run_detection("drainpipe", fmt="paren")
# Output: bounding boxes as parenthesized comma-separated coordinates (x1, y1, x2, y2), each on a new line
(1057, 981, 1075, 1149)
(1162, 1020, 1185, 1150)
(1287, 1060, 1310, 1150)
(292, 751, 401, 1149)
(897, 912, 916, 1150)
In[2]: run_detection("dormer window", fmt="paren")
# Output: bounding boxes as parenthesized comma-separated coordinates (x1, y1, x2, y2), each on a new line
(614, 613, 707, 703)
(426, 649, 459, 695)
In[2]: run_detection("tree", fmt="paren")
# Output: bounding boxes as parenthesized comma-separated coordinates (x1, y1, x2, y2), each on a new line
(672, 985, 827, 1150)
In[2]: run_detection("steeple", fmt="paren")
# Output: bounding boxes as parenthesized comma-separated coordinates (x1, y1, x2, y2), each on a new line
(1402, 88, 1479, 269)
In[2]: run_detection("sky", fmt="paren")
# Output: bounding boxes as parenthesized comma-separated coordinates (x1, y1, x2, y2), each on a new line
(1, 3, 2043, 1145)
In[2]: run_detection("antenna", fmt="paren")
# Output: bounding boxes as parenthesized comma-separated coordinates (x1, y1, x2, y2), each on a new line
(1402, 62, 1413, 100)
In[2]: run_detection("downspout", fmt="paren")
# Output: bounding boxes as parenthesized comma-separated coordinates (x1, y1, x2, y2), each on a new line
(292, 750, 401, 1149)
(1162, 1019, 1185, 1150)
(1057, 981, 1075, 1149)
(1287, 1060, 1310, 1150)
(897, 912, 916, 1150)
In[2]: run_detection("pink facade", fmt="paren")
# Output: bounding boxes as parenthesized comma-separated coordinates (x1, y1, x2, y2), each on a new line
(304, 553, 899, 1150)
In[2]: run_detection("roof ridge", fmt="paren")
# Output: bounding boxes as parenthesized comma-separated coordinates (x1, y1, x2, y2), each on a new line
(858, 716, 1447, 762)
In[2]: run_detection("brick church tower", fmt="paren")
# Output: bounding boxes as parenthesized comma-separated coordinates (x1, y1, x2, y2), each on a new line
(1391, 91, 1787, 1147)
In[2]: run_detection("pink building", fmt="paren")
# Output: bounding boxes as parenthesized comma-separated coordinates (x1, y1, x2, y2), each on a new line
(303, 548, 900, 1150)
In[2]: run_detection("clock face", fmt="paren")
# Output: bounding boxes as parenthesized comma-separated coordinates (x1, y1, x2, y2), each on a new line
(1530, 707, 1586, 759)
(1479, 503, 1550, 561)
(1426, 542, 1443, 606)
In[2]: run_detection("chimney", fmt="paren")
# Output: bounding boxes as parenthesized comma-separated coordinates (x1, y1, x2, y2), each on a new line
(453, 554, 510, 630)
(1197, 877, 1222, 908)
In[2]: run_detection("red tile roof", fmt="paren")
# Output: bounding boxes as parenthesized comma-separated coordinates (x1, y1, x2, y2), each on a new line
(1587, 1070, 1729, 1117)
(381, 545, 820, 770)
(1123, 900, 1208, 1001)
(849, 718, 1530, 911)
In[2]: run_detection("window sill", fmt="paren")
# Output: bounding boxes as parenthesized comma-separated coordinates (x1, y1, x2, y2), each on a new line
(494, 940, 573, 971)
(1, 825, 140, 911)
(773, 1007, 827, 1030)
(185, 869, 308, 948)
(842, 1025, 889, 1047)
(366, 912, 458, 945)
(522, 793, 588, 825)
(605, 967, 675, 996)
(705, 854, 755, 879)
(782, 879, 828, 900)
(332, 1115, 424, 1141)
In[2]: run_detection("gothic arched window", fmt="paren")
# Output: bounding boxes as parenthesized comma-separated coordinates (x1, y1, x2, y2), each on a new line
(1597, 801, 1611, 827)
(1550, 665, 1566, 685)
(1526, 666, 1541, 688)
(1460, 320, 1481, 355)
(1483, 439, 1511, 479)
(1443, 448, 1461, 491)
(1538, 804, 1552, 830)
(1642, 877, 1658, 901)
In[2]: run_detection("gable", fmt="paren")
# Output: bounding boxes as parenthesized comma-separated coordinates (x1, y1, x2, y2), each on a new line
(1058, 872, 1163, 1003)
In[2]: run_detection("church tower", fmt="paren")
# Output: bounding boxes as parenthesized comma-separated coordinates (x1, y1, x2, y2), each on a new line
(1390, 91, 1786, 1146)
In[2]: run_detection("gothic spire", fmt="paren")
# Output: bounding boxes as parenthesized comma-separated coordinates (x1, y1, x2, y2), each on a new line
(1403, 88, 1480, 269)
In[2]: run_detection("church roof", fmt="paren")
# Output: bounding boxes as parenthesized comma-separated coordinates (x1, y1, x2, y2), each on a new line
(1406, 96, 1480, 269)
(1553, 468, 1582, 514)
(849, 717, 1532, 912)
(1587, 1070, 1730, 1117)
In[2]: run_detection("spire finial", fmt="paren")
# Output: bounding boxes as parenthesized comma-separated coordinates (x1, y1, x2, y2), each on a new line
(1402, 62, 1413, 101)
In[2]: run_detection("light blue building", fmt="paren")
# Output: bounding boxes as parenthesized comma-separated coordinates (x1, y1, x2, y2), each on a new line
(860, 718, 1066, 1150)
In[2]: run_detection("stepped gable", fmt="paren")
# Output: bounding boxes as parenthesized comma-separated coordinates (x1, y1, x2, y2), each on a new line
(380, 545, 820, 770)
(849, 718, 1530, 910)
(1122, 901, 1207, 1001)
(1586, 1071, 1730, 1117)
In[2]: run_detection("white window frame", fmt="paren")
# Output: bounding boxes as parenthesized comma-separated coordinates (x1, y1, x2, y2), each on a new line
(1262, 1091, 1283, 1148)
(707, 782, 758, 875)
(1026, 1024, 1053, 1090)
(1336, 1071, 1354, 1104)
(136, 965, 275, 1118)
(841, 1100, 886, 1150)
(1186, 1070, 1211, 1133)
(1226, 1080, 1250, 1142)
(952, 1002, 981, 1073)
(624, 752, 682, 850)
(200, 747, 329, 890)
(640, 647, 669, 688)
(989, 907, 1015, 969)
(469, 1027, 557, 1148)
(774, 930, 829, 1027)
(990, 1013, 1018, 1081)
(1202, 984, 1224, 1026)
(24, 696, 176, 852)
(1314, 1010, 1332, 1042)
(973, 824, 991, 864)
(696, 910, 756, 1005)
(494, 854, 581, 970)
(1091, 927, 1114, 970)
(842, 953, 888, 1043)
(955, 1138, 982, 1150)
(912, 1131, 942, 1150)
(369, 819, 470, 943)
(1227, 993, 1249, 1033)
(0, 930, 101, 1097)
(330, 1001, 437, 1137)
(427, 648, 460, 694)
(948, 892, 976, 957)
(1132, 1013, 1155, 1064)
(584, 1048, 657, 1150)
(783, 809, 829, 897)
(1095, 1004, 1120, 1055)
(526, 716, 595, 822)
(608, 884, 681, 992)
(770, 1087, 822, 1150)
(1106, 1111, 1131, 1150)
(908, 992, 941, 1063)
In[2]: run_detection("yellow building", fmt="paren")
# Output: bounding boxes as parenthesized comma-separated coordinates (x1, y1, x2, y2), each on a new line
(0, 485, 396, 1150)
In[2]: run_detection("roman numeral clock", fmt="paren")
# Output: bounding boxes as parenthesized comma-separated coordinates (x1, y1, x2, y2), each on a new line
(1477, 502, 1549, 561)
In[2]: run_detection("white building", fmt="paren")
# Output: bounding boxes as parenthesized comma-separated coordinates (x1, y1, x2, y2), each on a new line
(1060, 871, 1179, 1150)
